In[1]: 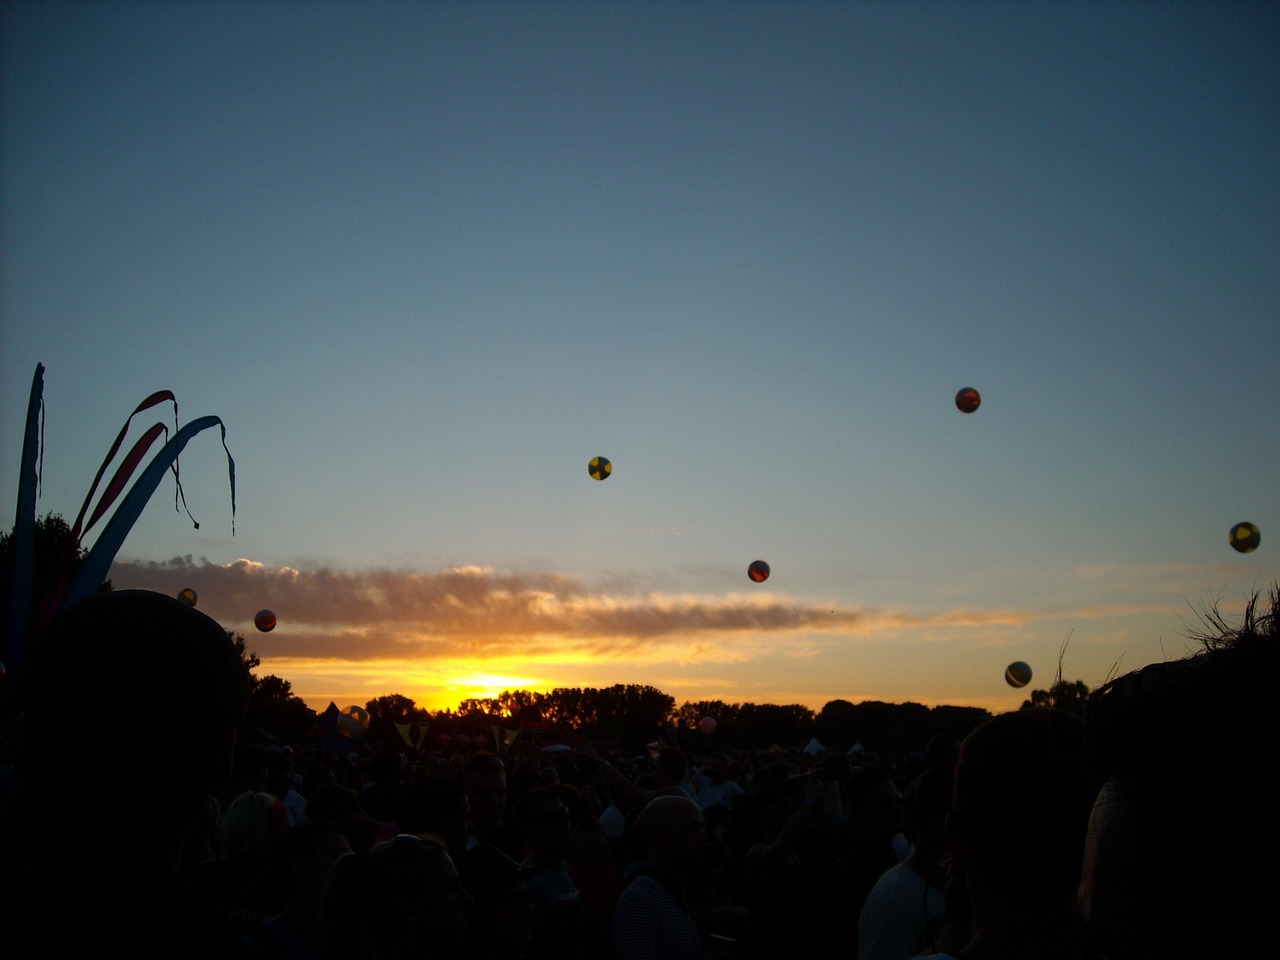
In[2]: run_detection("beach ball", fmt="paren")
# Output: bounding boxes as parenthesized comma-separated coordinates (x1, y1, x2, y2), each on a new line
(588, 456, 612, 480)
(955, 387, 981, 414)
(699, 716, 717, 735)
(1228, 522, 1261, 553)
(338, 706, 369, 738)
(1005, 661, 1033, 688)
(178, 587, 198, 607)
(748, 560, 770, 583)
(254, 609, 277, 632)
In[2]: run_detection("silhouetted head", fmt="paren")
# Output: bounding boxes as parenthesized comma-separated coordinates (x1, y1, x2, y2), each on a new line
(460, 753, 507, 841)
(1080, 588, 1278, 958)
(949, 708, 1091, 901)
(515, 786, 571, 858)
(246, 820, 353, 913)
(636, 794, 708, 876)
(13, 589, 249, 852)
(320, 833, 471, 960)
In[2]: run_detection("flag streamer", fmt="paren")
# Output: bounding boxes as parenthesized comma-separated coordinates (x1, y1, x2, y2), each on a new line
(5, 366, 235, 690)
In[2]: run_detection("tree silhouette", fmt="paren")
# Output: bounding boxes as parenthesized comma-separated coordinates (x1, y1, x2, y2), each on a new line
(457, 696, 504, 718)
(365, 693, 431, 725)
(677, 699, 733, 732)
(815, 698, 858, 747)
(230, 632, 261, 680)
(813, 698, 989, 753)
(448, 684, 674, 748)
(1, 513, 107, 675)
(229, 630, 315, 742)
(245, 673, 316, 743)
(499, 688, 541, 721)
(736, 702, 817, 746)
(1020, 679, 1091, 717)
(362, 693, 431, 748)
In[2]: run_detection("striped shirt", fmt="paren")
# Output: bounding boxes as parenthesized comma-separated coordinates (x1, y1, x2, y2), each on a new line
(613, 874, 702, 960)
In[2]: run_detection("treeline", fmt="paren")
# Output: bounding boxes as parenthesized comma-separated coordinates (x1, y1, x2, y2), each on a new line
(235, 631, 1089, 755)
(456, 684, 676, 739)
(240, 645, 1086, 756)
(351, 684, 997, 755)
(662, 697, 993, 755)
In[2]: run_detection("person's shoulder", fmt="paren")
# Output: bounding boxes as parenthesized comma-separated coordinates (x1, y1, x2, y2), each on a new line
(859, 863, 912, 922)
(873, 860, 915, 889)
(861, 862, 898, 897)
(619, 873, 667, 899)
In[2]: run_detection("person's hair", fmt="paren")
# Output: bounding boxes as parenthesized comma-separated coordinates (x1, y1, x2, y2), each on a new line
(219, 790, 288, 861)
(1083, 587, 1278, 951)
(950, 708, 1090, 899)
(1086, 588, 1278, 789)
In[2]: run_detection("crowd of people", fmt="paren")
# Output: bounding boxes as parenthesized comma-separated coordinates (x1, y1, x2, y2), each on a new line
(1, 586, 1274, 958)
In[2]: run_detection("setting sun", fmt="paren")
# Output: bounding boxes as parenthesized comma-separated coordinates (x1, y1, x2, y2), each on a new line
(440, 671, 546, 704)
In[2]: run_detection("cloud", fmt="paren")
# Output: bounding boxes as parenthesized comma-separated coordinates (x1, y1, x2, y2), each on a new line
(108, 556, 865, 661)
(104, 555, 1225, 714)
(108, 556, 1163, 680)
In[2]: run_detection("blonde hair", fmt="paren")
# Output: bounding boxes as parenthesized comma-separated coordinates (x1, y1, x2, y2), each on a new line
(219, 790, 284, 860)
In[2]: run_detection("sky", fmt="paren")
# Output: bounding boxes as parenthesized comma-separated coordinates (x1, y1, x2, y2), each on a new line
(2, 0, 1277, 719)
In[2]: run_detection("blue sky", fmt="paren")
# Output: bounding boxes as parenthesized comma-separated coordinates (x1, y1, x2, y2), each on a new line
(3, 1, 1276, 716)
